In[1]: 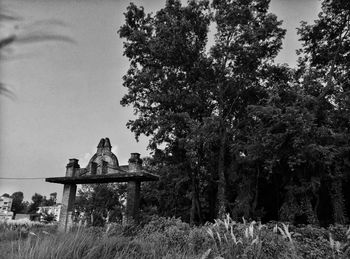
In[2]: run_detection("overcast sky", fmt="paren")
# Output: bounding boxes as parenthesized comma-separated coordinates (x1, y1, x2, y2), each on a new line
(0, 0, 321, 201)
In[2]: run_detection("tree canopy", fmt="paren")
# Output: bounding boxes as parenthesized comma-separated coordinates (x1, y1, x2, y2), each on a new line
(119, 0, 350, 226)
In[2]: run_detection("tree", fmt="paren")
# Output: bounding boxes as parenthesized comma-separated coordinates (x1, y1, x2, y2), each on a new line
(119, 0, 350, 225)
(209, 0, 285, 217)
(295, 0, 350, 224)
(119, 0, 213, 224)
(75, 184, 126, 226)
(233, 0, 350, 225)
(28, 193, 43, 214)
(240, 67, 323, 223)
(42, 212, 55, 223)
(119, 0, 285, 221)
(40, 193, 57, 206)
(11, 191, 28, 214)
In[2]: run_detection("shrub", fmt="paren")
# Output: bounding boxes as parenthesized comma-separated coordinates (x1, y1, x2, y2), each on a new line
(140, 215, 190, 234)
(139, 216, 191, 251)
(3, 215, 350, 259)
(187, 227, 212, 254)
(289, 225, 332, 258)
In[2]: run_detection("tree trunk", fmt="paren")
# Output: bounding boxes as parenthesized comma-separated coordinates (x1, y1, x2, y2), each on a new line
(190, 175, 196, 225)
(194, 174, 203, 224)
(217, 126, 227, 219)
(209, 175, 217, 221)
(330, 178, 347, 224)
(190, 168, 203, 225)
(304, 195, 319, 225)
(252, 166, 260, 216)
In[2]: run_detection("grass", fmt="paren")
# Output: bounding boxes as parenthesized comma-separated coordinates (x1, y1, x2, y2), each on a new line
(0, 216, 349, 259)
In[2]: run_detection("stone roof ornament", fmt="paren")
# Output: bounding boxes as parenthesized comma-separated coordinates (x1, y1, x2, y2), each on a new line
(104, 137, 111, 150)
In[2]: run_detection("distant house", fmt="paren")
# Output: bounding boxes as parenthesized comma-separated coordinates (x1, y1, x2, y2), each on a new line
(15, 213, 31, 220)
(37, 204, 62, 221)
(0, 195, 14, 220)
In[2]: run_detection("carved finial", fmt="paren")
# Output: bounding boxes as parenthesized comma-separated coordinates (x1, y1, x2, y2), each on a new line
(104, 137, 112, 150)
(97, 138, 105, 148)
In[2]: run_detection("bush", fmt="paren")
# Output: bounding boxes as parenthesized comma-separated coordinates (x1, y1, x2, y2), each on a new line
(140, 215, 190, 234)
(105, 222, 140, 237)
(42, 212, 56, 223)
(187, 227, 212, 254)
(139, 216, 191, 251)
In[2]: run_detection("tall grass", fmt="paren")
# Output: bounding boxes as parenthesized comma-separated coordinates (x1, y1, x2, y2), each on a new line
(204, 215, 297, 258)
(1, 216, 350, 259)
(7, 228, 193, 259)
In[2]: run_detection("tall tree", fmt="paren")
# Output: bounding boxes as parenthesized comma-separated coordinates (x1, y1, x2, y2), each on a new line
(296, 0, 350, 224)
(119, 0, 213, 224)
(210, 0, 285, 217)
(236, 0, 350, 225)
(119, 0, 285, 220)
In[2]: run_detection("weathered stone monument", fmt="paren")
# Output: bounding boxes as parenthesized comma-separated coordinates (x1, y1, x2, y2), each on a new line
(46, 138, 158, 231)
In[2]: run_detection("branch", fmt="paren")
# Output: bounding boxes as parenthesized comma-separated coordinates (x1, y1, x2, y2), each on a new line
(317, 14, 349, 102)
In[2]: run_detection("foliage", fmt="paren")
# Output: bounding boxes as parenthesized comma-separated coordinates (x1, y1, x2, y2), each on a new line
(233, 0, 350, 225)
(74, 183, 126, 226)
(42, 212, 55, 223)
(140, 159, 193, 222)
(10, 192, 28, 214)
(119, 0, 288, 224)
(119, 0, 214, 225)
(2, 216, 350, 259)
(295, 0, 350, 225)
(119, 0, 350, 226)
(27, 193, 44, 214)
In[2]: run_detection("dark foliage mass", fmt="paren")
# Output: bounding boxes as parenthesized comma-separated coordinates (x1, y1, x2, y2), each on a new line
(74, 184, 126, 226)
(118, 0, 350, 226)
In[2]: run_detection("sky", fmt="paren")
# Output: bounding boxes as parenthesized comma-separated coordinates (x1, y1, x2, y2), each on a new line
(0, 0, 321, 201)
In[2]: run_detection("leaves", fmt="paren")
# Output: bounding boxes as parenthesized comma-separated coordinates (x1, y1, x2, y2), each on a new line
(119, 0, 350, 225)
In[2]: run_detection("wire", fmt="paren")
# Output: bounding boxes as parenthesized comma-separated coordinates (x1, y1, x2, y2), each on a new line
(0, 177, 47, 180)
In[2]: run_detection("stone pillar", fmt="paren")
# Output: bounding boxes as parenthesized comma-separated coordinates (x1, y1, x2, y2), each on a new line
(125, 153, 142, 224)
(58, 184, 77, 232)
(126, 181, 140, 224)
(58, 159, 79, 232)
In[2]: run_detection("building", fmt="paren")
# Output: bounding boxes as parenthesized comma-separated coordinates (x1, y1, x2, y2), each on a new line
(0, 196, 14, 220)
(37, 204, 62, 222)
(0, 196, 13, 212)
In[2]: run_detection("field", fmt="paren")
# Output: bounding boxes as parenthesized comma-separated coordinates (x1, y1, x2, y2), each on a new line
(1, 216, 350, 259)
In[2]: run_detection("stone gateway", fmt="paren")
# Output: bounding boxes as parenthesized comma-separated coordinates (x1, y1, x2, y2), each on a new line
(46, 138, 158, 231)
